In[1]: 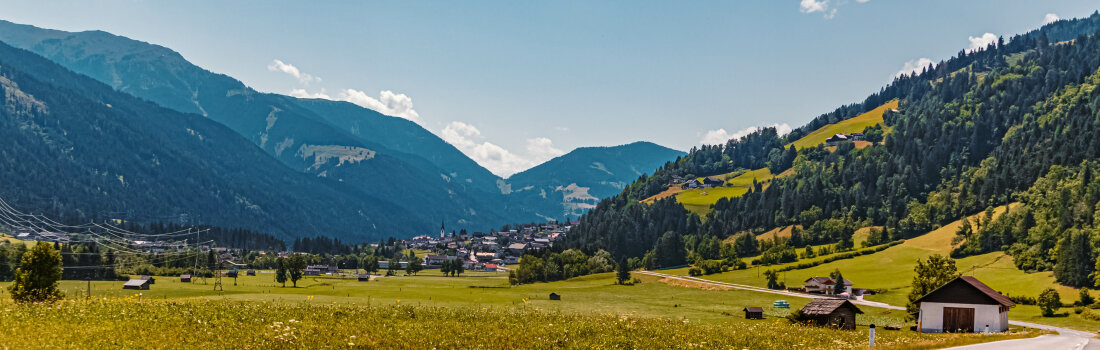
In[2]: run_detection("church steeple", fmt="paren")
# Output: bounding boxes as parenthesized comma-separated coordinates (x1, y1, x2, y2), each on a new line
(439, 220, 445, 239)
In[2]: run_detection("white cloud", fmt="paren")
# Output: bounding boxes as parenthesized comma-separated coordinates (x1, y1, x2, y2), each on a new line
(440, 121, 563, 177)
(855, 0, 870, 2)
(338, 89, 422, 124)
(800, 0, 829, 14)
(800, 0, 835, 19)
(895, 57, 935, 79)
(700, 123, 792, 145)
(267, 59, 321, 85)
(1044, 13, 1060, 25)
(288, 88, 332, 100)
(967, 33, 998, 52)
(526, 137, 565, 162)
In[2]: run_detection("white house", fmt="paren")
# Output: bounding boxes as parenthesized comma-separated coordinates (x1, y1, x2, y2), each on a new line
(802, 276, 853, 294)
(916, 276, 1015, 333)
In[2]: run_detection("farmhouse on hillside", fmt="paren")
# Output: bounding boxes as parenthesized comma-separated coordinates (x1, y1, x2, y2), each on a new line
(702, 176, 724, 187)
(799, 298, 862, 330)
(915, 276, 1015, 333)
(123, 279, 151, 290)
(802, 276, 853, 294)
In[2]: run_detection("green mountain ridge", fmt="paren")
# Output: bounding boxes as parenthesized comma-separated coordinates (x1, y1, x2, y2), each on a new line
(564, 10, 1100, 292)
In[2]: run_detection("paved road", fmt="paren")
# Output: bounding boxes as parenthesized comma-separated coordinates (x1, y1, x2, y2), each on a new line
(639, 270, 1099, 349)
(637, 270, 903, 310)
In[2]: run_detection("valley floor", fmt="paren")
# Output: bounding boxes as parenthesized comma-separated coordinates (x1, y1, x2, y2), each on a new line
(0, 271, 1038, 349)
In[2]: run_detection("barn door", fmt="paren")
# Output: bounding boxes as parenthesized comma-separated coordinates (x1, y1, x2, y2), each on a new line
(943, 307, 975, 332)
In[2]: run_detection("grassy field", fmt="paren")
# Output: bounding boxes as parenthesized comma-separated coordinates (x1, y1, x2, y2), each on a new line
(668, 204, 1100, 331)
(0, 297, 1038, 349)
(0, 269, 1040, 349)
(789, 99, 898, 149)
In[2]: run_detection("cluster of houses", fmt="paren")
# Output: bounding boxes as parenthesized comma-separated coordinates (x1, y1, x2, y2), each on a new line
(407, 223, 569, 271)
(670, 175, 725, 189)
(824, 132, 866, 146)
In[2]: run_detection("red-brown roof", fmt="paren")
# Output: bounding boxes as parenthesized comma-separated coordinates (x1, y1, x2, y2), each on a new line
(915, 276, 1015, 308)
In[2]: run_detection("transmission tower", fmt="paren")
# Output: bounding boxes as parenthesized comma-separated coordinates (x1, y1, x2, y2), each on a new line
(213, 262, 223, 292)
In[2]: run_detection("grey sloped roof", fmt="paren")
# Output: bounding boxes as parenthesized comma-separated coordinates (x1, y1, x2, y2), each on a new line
(800, 298, 863, 316)
(124, 279, 149, 286)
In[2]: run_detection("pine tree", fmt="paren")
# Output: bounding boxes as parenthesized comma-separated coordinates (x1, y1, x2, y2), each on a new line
(616, 258, 631, 285)
(11, 242, 63, 303)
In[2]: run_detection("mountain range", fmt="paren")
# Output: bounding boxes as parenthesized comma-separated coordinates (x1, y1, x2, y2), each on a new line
(0, 19, 684, 240)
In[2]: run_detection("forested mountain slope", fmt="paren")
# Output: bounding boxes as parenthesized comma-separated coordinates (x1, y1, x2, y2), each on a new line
(565, 11, 1100, 289)
(0, 20, 691, 234)
(0, 20, 517, 232)
(0, 41, 410, 240)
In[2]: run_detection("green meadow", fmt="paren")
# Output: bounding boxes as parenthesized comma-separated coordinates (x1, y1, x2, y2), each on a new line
(0, 269, 1039, 349)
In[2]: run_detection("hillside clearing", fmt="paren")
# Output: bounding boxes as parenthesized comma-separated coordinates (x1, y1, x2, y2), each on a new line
(789, 99, 898, 149)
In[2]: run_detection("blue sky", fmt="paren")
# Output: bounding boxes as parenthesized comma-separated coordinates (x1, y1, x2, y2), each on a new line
(1, 1, 1096, 176)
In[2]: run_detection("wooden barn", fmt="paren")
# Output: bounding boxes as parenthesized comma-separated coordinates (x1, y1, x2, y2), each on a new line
(800, 298, 862, 330)
(915, 276, 1015, 333)
(140, 275, 155, 284)
(357, 274, 370, 282)
(549, 293, 561, 301)
(123, 279, 151, 290)
(180, 274, 192, 283)
(743, 307, 764, 319)
(246, 270, 257, 276)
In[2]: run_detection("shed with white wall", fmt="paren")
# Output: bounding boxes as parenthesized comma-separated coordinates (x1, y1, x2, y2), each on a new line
(915, 276, 1014, 333)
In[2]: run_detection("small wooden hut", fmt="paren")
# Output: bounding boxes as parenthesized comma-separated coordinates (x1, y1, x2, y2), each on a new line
(549, 293, 561, 301)
(140, 275, 156, 284)
(246, 270, 256, 276)
(180, 274, 192, 283)
(743, 307, 764, 319)
(123, 279, 151, 290)
(799, 298, 863, 330)
(358, 274, 371, 282)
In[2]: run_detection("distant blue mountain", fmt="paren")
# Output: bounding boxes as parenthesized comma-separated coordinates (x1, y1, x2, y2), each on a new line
(506, 142, 685, 220)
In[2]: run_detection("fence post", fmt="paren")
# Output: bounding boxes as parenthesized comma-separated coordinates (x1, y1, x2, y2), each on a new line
(869, 324, 876, 347)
